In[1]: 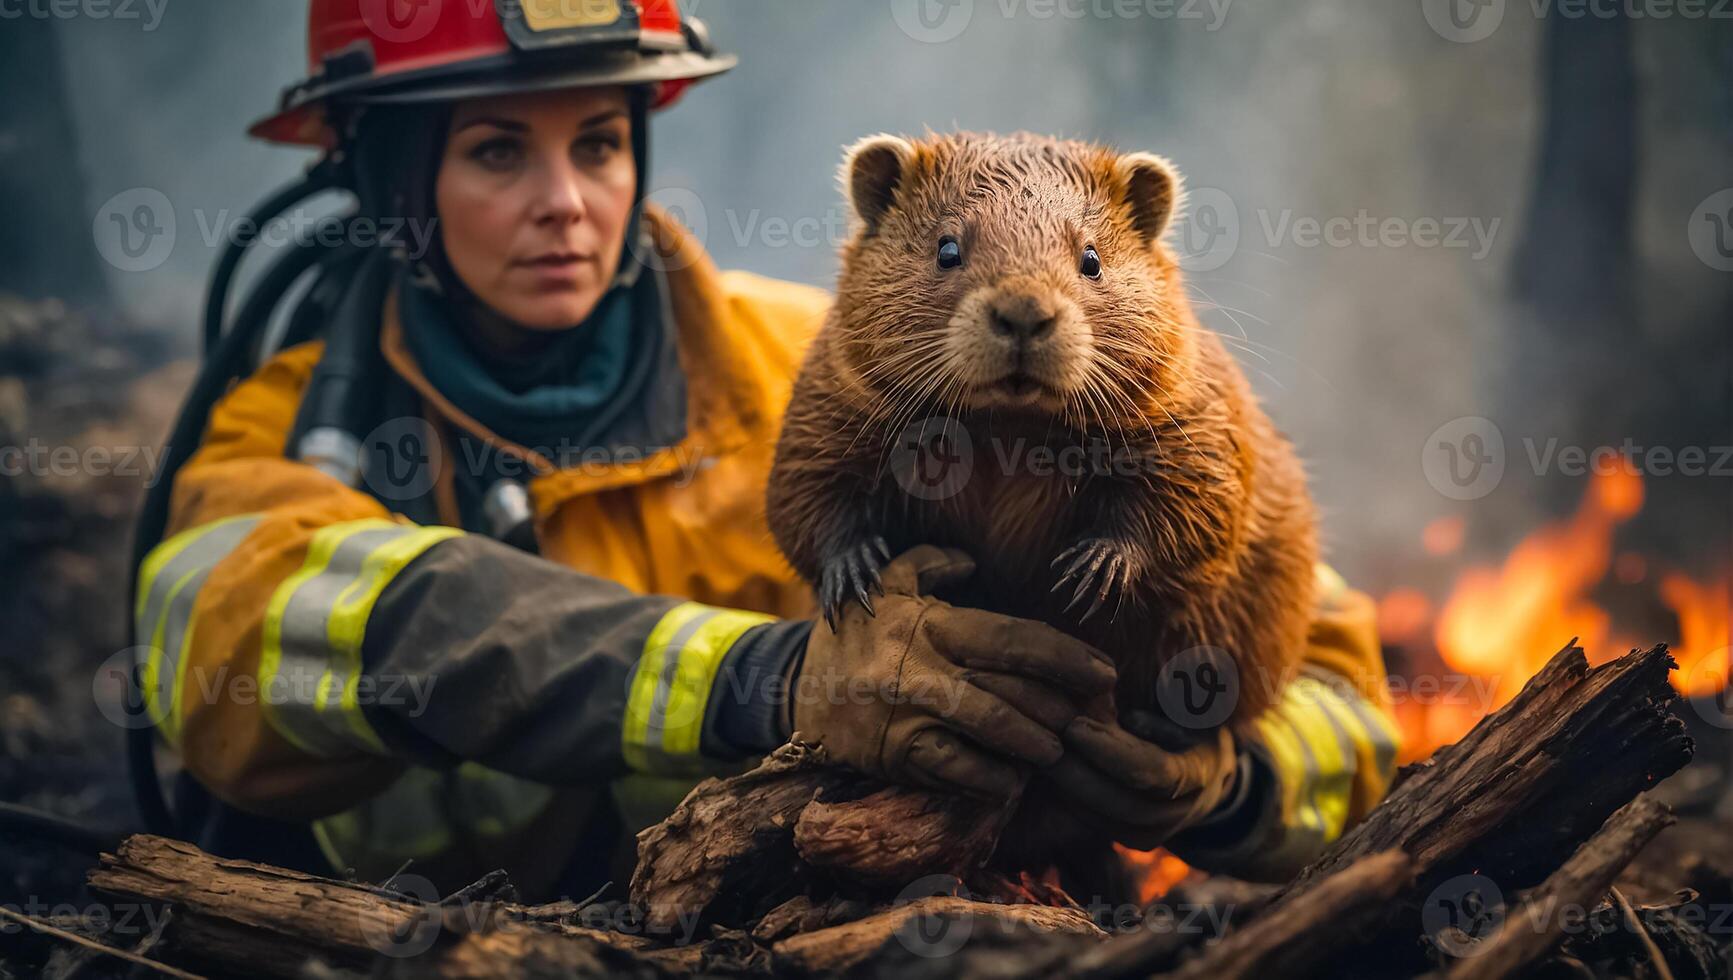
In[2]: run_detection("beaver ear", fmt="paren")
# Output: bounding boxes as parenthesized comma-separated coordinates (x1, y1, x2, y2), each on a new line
(841, 134, 915, 233)
(1116, 152, 1186, 246)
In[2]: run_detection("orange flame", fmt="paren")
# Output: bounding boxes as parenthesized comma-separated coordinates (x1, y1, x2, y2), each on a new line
(1660, 572, 1732, 696)
(1433, 467, 1641, 705)
(1115, 846, 1193, 905)
(1384, 464, 1731, 758)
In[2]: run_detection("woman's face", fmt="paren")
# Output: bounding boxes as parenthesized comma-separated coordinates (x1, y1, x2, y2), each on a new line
(436, 86, 636, 332)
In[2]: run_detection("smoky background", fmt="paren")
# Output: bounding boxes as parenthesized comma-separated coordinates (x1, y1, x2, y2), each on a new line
(13, 0, 1728, 588)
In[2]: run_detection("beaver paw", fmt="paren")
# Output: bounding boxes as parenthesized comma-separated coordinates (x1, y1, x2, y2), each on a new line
(1051, 538, 1136, 624)
(817, 536, 892, 630)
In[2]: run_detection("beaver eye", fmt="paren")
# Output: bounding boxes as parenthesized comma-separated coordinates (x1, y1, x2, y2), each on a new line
(937, 236, 962, 270)
(1080, 245, 1102, 280)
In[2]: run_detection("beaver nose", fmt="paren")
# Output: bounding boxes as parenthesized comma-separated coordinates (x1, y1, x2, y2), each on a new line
(988, 297, 1057, 342)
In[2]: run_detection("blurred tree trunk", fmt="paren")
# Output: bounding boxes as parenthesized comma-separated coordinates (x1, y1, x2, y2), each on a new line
(1503, 13, 1638, 514)
(0, 19, 111, 304)
(1510, 13, 1636, 325)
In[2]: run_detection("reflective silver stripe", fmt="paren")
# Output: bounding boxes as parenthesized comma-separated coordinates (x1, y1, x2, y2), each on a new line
(642, 609, 722, 747)
(134, 516, 263, 734)
(266, 524, 407, 756)
(135, 516, 262, 652)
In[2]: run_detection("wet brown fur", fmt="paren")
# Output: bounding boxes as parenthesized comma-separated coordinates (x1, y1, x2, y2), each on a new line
(767, 132, 1318, 879)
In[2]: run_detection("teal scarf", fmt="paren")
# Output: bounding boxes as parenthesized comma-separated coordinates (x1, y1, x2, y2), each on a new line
(400, 276, 651, 456)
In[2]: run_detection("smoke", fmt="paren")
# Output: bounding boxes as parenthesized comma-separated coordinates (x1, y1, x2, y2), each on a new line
(40, 0, 1732, 583)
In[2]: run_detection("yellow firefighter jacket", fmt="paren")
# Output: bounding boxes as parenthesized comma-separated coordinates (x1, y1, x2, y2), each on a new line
(134, 207, 1400, 894)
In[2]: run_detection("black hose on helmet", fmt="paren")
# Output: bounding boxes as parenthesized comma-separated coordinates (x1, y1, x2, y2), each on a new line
(202, 157, 344, 357)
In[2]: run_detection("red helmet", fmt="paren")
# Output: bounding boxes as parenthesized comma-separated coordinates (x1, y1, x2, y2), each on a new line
(251, 0, 734, 147)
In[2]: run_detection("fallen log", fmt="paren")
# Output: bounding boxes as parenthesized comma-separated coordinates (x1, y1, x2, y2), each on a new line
(1162, 850, 1415, 979)
(86, 834, 1102, 979)
(629, 741, 1006, 932)
(1055, 643, 1694, 979)
(1442, 796, 1675, 980)
(87, 835, 685, 979)
(1287, 643, 1691, 895)
(81, 643, 1700, 979)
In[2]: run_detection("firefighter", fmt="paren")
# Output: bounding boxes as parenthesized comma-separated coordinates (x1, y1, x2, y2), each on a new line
(133, 0, 1401, 901)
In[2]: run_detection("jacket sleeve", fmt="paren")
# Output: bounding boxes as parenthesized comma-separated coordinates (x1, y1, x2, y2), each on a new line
(134, 342, 799, 821)
(1169, 564, 1402, 881)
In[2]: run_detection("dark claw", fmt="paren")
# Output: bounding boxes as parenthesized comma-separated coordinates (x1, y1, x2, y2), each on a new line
(1051, 539, 1134, 625)
(818, 541, 887, 629)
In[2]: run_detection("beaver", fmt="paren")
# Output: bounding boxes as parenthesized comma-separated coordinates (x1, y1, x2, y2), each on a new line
(769, 130, 1317, 738)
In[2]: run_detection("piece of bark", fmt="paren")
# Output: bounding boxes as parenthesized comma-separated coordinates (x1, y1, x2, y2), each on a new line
(1442, 797, 1675, 980)
(1150, 850, 1414, 980)
(1287, 643, 1692, 896)
(629, 741, 862, 933)
(769, 895, 1105, 976)
(87, 835, 684, 979)
(630, 740, 1017, 932)
(793, 785, 1005, 883)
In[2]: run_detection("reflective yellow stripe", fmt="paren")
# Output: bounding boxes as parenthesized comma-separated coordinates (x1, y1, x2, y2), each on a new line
(1277, 678, 1354, 840)
(328, 526, 464, 751)
(1302, 669, 1401, 792)
(623, 602, 775, 774)
(261, 520, 460, 757)
(623, 603, 709, 771)
(133, 515, 264, 745)
(1254, 712, 1323, 836)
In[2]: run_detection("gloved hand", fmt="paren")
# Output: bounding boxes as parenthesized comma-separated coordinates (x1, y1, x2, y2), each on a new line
(791, 545, 1118, 800)
(1042, 711, 1239, 850)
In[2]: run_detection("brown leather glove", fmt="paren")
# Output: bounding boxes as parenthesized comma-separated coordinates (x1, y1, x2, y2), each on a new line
(1043, 712, 1239, 850)
(791, 545, 1118, 800)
